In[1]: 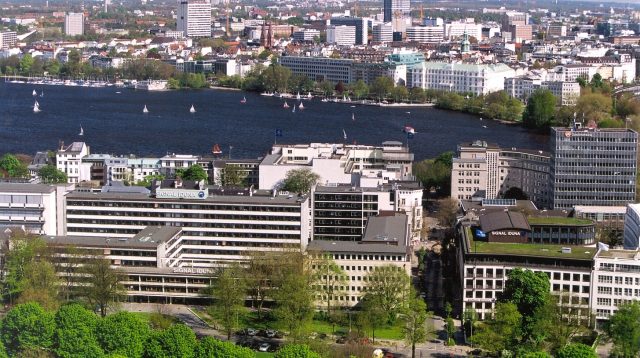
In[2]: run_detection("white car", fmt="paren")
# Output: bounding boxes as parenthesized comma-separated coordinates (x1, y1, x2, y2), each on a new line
(258, 343, 270, 352)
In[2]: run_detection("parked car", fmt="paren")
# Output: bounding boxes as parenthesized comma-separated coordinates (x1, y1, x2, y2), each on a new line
(258, 343, 271, 352)
(265, 329, 277, 338)
(245, 328, 257, 336)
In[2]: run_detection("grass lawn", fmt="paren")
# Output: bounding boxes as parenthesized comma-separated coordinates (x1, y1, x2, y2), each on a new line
(203, 309, 404, 340)
(130, 312, 178, 328)
(255, 352, 274, 358)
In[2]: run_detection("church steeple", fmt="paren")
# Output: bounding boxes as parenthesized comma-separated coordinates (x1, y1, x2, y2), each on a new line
(461, 30, 470, 53)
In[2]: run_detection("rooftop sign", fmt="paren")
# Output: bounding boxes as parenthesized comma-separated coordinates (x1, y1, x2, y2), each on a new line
(156, 189, 208, 200)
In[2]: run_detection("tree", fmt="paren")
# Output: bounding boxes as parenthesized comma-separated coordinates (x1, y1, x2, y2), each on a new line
(260, 64, 291, 93)
(96, 311, 150, 358)
(1, 302, 55, 355)
(605, 301, 640, 358)
(282, 168, 319, 194)
(175, 164, 207, 181)
(208, 264, 247, 340)
(401, 293, 429, 358)
(523, 89, 556, 129)
(0, 154, 28, 178)
(590, 73, 603, 89)
(499, 268, 550, 344)
(17, 260, 60, 311)
(445, 317, 456, 346)
(359, 294, 387, 343)
(53, 304, 103, 358)
(2, 235, 49, 304)
(318, 80, 334, 97)
(575, 92, 613, 123)
(471, 302, 522, 354)
(19, 54, 34, 75)
(522, 352, 550, 358)
(275, 344, 321, 358)
(194, 337, 254, 358)
(390, 85, 409, 103)
(143, 324, 197, 358)
(272, 267, 315, 341)
(38, 165, 67, 184)
(335, 81, 345, 94)
(556, 343, 597, 358)
(409, 87, 426, 103)
(135, 174, 165, 187)
(218, 164, 246, 186)
(351, 79, 369, 99)
(436, 197, 459, 229)
(81, 257, 126, 317)
(244, 251, 278, 319)
(413, 152, 453, 196)
(370, 76, 394, 100)
(310, 252, 346, 316)
(363, 265, 410, 324)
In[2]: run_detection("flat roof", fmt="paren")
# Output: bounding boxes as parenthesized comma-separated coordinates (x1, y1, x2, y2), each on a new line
(596, 249, 640, 259)
(307, 240, 407, 255)
(0, 183, 56, 194)
(66, 190, 308, 205)
(527, 216, 593, 226)
(573, 205, 628, 215)
(363, 214, 408, 243)
(479, 211, 530, 232)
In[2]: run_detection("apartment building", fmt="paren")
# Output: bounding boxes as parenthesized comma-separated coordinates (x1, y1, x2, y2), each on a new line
(177, 0, 212, 38)
(65, 180, 311, 267)
(451, 141, 551, 209)
(504, 76, 580, 105)
(56, 142, 91, 184)
(592, 249, 640, 321)
(0, 31, 17, 50)
(0, 183, 72, 235)
(308, 213, 411, 307)
(258, 142, 414, 191)
(327, 25, 356, 46)
(280, 56, 353, 84)
(550, 127, 638, 210)
(64, 13, 84, 36)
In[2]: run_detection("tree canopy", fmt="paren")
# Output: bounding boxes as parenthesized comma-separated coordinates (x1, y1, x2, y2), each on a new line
(38, 165, 68, 184)
(1, 302, 55, 355)
(176, 164, 208, 182)
(606, 301, 640, 358)
(282, 168, 319, 194)
(523, 89, 556, 129)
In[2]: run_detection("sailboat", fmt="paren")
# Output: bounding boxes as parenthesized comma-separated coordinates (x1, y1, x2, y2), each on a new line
(240, 96, 247, 104)
(32, 89, 37, 96)
(283, 101, 290, 109)
(307, 92, 313, 99)
(189, 104, 196, 113)
(212, 144, 222, 155)
(352, 113, 355, 121)
(298, 102, 304, 111)
(292, 106, 296, 113)
(40, 90, 44, 97)
(143, 105, 149, 114)
(343, 129, 347, 141)
(33, 100, 40, 113)
(79, 125, 84, 136)
(296, 92, 301, 100)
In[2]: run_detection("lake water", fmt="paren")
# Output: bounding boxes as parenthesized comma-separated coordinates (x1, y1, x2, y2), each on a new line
(0, 82, 548, 161)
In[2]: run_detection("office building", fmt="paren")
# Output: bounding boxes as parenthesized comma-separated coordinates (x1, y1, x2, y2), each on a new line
(65, 180, 312, 267)
(444, 22, 483, 40)
(308, 213, 412, 307)
(406, 26, 444, 43)
(212, 159, 260, 187)
(451, 141, 551, 209)
(547, 25, 567, 37)
(624, 204, 640, 249)
(550, 127, 638, 210)
(177, 0, 212, 38)
(0, 183, 72, 236)
(0, 31, 17, 50)
(502, 11, 529, 30)
(416, 62, 516, 96)
(326, 25, 356, 46)
(313, 182, 422, 242)
(292, 29, 320, 42)
(372, 23, 393, 43)
(505, 76, 580, 106)
(280, 56, 354, 84)
(258, 142, 414, 191)
(509, 24, 533, 42)
(330, 17, 368, 45)
(592, 249, 640, 321)
(64, 12, 84, 36)
(383, 0, 410, 23)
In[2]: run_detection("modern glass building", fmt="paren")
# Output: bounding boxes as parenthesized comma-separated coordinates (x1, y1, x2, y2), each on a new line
(550, 127, 638, 209)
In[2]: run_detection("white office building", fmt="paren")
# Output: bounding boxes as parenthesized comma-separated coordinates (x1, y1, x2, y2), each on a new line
(0, 183, 73, 235)
(326, 25, 356, 46)
(416, 62, 516, 95)
(177, 0, 212, 38)
(280, 56, 354, 84)
(372, 23, 393, 43)
(64, 13, 84, 36)
(258, 142, 415, 191)
(55, 142, 91, 184)
(444, 21, 482, 40)
(592, 248, 640, 321)
(406, 26, 444, 43)
(293, 29, 320, 42)
(0, 31, 17, 50)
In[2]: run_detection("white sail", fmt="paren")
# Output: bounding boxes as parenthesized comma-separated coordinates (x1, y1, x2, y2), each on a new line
(190, 105, 196, 113)
(343, 129, 347, 140)
(283, 102, 289, 108)
(33, 101, 40, 113)
(296, 92, 301, 100)
(307, 92, 312, 99)
(292, 106, 296, 113)
(32, 89, 37, 96)
(79, 125, 84, 136)
(143, 105, 149, 114)
(298, 102, 304, 110)
(352, 113, 355, 121)
(40, 90, 44, 97)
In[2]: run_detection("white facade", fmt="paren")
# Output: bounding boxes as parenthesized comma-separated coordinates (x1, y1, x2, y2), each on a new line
(55, 142, 91, 184)
(0, 183, 72, 236)
(623, 204, 640, 250)
(444, 22, 482, 40)
(64, 13, 84, 36)
(406, 26, 444, 43)
(418, 62, 516, 95)
(592, 249, 640, 320)
(258, 142, 414, 191)
(326, 25, 356, 46)
(293, 29, 320, 42)
(177, 0, 212, 38)
(372, 23, 393, 43)
(0, 31, 17, 50)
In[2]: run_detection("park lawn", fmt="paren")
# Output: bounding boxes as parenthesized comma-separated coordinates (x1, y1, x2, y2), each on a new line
(255, 352, 274, 358)
(130, 312, 178, 328)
